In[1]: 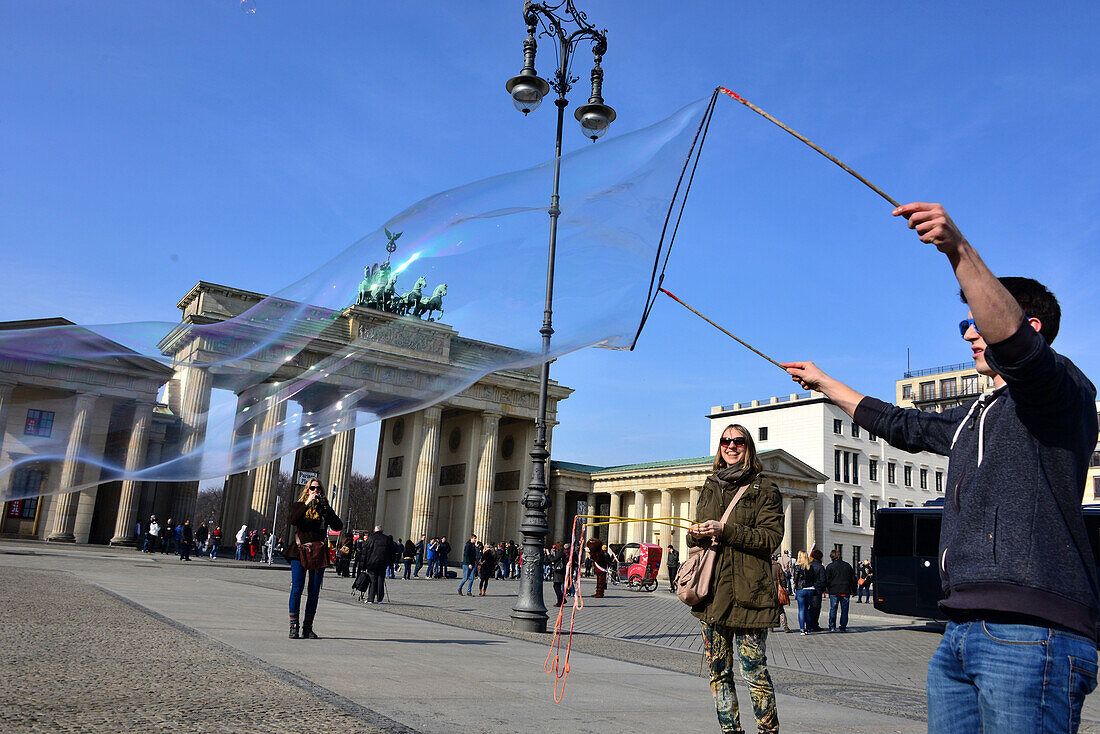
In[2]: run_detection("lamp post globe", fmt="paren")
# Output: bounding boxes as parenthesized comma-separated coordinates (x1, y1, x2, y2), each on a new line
(574, 102, 616, 141)
(506, 73, 550, 115)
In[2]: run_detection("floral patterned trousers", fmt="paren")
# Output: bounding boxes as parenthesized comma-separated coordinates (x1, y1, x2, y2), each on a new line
(700, 622, 779, 734)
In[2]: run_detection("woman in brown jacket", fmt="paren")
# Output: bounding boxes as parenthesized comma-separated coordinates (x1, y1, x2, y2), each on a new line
(286, 478, 343, 639)
(688, 423, 783, 734)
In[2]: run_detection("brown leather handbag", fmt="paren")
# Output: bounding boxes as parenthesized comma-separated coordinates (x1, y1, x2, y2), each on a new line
(295, 533, 329, 572)
(675, 484, 749, 606)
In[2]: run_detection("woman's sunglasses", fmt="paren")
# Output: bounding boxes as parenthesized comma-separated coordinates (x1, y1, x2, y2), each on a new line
(719, 436, 747, 448)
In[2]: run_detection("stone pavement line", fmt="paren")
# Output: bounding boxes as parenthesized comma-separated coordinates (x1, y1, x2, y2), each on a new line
(0, 566, 404, 734)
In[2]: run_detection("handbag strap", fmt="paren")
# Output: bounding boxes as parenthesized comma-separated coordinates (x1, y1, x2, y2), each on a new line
(718, 482, 752, 525)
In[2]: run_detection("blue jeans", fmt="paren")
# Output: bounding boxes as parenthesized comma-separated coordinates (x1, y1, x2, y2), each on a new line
(828, 594, 850, 630)
(288, 559, 325, 621)
(235, 542, 244, 560)
(210, 543, 219, 559)
(795, 589, 815, 632)
(426, 558, 436, 578)
(856, 582, 870, 602)
(460, 564, 476, 594)
(928, 620, 1098, 734)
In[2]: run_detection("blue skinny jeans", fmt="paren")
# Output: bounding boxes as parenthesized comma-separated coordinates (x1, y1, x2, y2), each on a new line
(289, 559, 325, 622)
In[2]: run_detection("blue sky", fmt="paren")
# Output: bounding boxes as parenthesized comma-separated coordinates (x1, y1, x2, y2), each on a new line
(3, 1, 1098, 477)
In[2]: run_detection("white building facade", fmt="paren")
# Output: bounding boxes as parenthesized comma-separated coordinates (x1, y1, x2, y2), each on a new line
(708, 392, 950, 567)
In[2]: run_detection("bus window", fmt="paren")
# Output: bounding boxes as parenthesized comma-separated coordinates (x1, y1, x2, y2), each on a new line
(915, 517, 940, 557)
(874, 513, 913, 557)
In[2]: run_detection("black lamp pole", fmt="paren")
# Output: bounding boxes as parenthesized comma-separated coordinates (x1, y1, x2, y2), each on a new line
(505, 0, 615, 633)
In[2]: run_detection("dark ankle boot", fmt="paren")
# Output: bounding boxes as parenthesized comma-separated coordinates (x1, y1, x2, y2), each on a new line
(302, 620, 319, 639)
(289, 622, 299, 639)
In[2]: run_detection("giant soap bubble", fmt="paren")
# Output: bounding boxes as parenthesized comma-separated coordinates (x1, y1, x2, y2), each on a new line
(0, 97, 709, 500)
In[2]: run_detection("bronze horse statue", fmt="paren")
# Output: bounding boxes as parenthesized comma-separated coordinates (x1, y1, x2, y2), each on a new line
(414, 283, 447, 321)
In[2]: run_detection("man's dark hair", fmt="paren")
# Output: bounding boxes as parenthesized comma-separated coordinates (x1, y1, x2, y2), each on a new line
(960, 277, 1061, 344)
(829, 549, 841, 562)
(810, 548, 823, 561)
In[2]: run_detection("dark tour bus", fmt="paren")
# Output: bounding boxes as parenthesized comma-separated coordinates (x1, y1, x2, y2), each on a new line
(872, 503, 1100, 621)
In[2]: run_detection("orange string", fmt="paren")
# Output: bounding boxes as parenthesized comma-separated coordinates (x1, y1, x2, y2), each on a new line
(545, 516, 587, 702)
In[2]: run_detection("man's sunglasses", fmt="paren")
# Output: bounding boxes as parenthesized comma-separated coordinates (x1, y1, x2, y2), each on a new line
(958, 318, 980, 337)
(719, 436, 747, 448)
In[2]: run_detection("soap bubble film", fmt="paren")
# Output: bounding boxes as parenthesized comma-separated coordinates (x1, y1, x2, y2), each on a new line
(0, 97, 709, 501)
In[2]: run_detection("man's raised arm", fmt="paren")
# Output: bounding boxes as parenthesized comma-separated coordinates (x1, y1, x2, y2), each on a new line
(892, 202, 1023, 343)
(780, 361, 865, 419)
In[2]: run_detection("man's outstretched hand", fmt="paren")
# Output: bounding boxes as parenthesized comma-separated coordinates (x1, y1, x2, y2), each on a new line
(781, 361, 827, 392)
(893, 202, 968, 255)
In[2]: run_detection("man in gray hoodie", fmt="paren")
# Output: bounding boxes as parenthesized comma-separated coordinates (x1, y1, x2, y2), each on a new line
(784, 202, 1098, 733)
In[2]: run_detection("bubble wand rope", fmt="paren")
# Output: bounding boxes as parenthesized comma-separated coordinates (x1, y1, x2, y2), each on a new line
(659, 287, 787, 373)
(718, 87, 899, 208)
(545, 513, 696, 702)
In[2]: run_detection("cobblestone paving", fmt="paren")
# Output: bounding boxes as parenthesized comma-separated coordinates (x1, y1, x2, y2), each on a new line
(0, 565, 405, 733)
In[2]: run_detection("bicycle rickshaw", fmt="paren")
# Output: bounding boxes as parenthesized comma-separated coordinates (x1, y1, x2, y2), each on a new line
(607, 542, 662, 592)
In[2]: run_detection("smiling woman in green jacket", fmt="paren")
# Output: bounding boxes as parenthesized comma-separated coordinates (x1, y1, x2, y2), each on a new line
(688, 423, 783, 734)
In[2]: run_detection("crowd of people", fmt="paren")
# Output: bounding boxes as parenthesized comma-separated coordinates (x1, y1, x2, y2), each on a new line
(774, 548, 872, 635)
(137, 515, 281, 563)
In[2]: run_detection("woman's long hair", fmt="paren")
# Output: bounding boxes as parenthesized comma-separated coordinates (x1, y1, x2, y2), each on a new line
(712, 423, 765, 474)
(296, 478, 326, 504)
(796, 550, 810, 570)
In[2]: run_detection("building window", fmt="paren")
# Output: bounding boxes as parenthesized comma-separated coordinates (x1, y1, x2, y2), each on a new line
(833, 543, 843, 555)
(920, 468, 928, 489)
(758, 426, 768, 441)
(869, 459, 878, 482)
(902, 384, 912, 399)
(869, 499, 878, 527)
(833, 419, 843, 435)
(919, 382, 936, 401)
(888, 462, 896, 484)
(936, 470, 944, 492)
(834, 450, 842, 482)
(868, 431, 877, 442)
(24, 409, 54, 438)
(941, 378, 958, 399)
(962, 375, 979, 395)
(904, 465, 913, 487)
(852, 497, 862, 526)
(7, 469, 45, 519)
(888, 500, 897, 508)
(843, 451, 851, 484)
(853, 546, 861, 566)
(1095, 477, 1100, 502)
(1091, 451, 1100, 468)
(852, 453, 859, 484)
(833, 494, 843, 524)
(851, 423, 860, 438)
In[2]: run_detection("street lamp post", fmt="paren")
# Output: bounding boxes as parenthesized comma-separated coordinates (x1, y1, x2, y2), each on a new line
(505, 0, 615, 633)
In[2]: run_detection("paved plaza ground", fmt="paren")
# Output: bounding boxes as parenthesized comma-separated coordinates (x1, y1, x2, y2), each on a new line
(3, 540, 1099, 733)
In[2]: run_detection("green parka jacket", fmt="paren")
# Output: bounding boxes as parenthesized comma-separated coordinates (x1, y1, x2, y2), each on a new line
(687, 472, 783, 629)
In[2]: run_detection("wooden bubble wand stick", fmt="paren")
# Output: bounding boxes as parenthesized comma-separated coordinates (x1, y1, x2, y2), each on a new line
(659, 288, 787, 373)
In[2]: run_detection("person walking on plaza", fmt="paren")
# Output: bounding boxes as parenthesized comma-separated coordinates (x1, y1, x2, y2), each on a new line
(143, 516, 159, 553)
(334, 534, 353, 577)
(550, 544, 567, 606)
(209, 525, 221, 559)
(438, 536, 451, 578)
(286, 478, 343, 639)
(413, 534, 426, 577)
(856, 560, 873, 603)
(792, 550, 817, 635)
(458, 534, 478, 596)
(476, 542, 496, 596)
(666, 544, 680, 593)
(779, 549, 793, 595)
(824, 549, 857, 632)
(160, 518, 173, 554)
(179, 520, 193, 561)
(688, 423, 782, 734)
(361, 525, 394, 605)
(195, 522, 208, 555)
(235, 524, 248, 560)
(586, 537, 608, 598)
(773, 557, 792, 633)
(808, 548, 826, 632)
(783, 201, 1099, 732)
(402, 538, 415, 579)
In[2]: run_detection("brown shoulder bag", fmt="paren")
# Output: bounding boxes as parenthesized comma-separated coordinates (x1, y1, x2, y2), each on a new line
(675, 483, 749, 606)
(295, 533, 329, 572)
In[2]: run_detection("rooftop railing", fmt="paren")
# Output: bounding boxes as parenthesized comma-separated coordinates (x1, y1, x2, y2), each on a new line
(903, 361, 973, 378)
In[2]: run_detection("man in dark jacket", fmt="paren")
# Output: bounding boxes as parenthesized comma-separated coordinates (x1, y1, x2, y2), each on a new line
(458, 534, 478, 596)
(362, 526, 395, 604)
(437, 537, 451, 578)
(784, 202, 1099, 732)
(824, 549, 857, 631)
